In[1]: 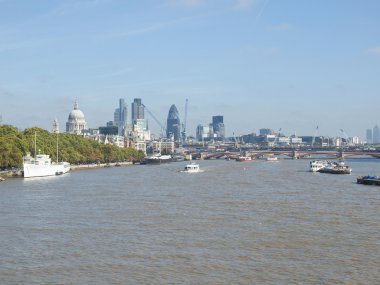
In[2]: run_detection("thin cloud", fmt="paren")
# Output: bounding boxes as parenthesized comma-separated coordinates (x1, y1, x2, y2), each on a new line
(267, 23, 290, 31)
(367, 46, 380, 55)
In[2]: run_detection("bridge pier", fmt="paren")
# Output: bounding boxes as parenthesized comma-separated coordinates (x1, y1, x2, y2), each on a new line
(292, 150, 300, 159)
(337, 149, 345, 160)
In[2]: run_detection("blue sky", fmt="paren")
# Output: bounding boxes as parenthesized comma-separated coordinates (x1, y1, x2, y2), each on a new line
(0, 0, 379, 138)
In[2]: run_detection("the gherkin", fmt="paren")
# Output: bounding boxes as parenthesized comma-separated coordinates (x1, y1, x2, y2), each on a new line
(166, 104, 181, 141)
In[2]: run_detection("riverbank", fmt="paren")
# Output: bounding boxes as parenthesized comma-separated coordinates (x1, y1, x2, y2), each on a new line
(0, 161, 135, 180)
(70, 161, 133, 170)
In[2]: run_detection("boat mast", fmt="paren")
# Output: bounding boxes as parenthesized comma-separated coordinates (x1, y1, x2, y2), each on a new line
(56, 133, 59, 163)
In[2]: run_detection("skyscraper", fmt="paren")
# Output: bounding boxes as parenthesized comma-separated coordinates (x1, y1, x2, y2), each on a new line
(114, 99, 127, 136)
(373, 125, 380, 144)
(212, 115, 225, 140)
(166, 104, 181, 141)
(131, 98, 144, 124)
(366, 129, 373, 144)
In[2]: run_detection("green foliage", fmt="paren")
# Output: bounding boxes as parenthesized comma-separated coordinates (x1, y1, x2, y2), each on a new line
(0, 125, 144, 168)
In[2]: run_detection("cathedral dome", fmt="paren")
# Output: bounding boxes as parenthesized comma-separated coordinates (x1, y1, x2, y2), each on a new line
(66, 100, 88, 134)
(68, 100, 85, 122)
(68, 109, 85, 121)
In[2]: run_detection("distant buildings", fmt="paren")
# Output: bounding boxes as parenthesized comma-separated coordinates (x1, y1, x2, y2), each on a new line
(366, 128, 373, 144)
(212, 115, 225, 140)
(114, 99, 128, 136)
(131, 98, 144, 124)
(373, 125, 380, 144)
(366, 125, 380, 144)
(196, 115, 226, 142)
(66, 100, 88, 134)
(166, 104, 181, 142)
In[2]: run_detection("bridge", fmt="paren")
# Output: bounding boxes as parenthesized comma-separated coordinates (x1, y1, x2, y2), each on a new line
(190, 150, 380, 160)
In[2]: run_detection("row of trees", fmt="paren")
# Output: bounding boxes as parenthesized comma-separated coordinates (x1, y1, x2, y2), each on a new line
(0, 125, 145, 168)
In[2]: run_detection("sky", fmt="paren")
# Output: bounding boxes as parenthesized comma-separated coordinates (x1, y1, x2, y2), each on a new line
(0, 0, 379, 138)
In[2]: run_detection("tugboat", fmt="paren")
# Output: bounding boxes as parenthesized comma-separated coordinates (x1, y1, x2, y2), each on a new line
(357, 175, 380, 186)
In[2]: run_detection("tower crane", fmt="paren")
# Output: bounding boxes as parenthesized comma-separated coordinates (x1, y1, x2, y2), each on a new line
(181, 99, 188, 145)
(142, 104, 166, 138)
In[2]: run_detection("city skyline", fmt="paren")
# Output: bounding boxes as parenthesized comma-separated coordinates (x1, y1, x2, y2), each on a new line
(1, 0, 379, 137)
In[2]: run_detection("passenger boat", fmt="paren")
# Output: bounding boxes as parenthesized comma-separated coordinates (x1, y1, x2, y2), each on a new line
(317, 161, 352, 174)
(309, 160, 329, 172)
(236, 156, 252, 162)
(182, 163, 200, 173)
(357, 175, 380, 186)
(145, 153, 172, 164)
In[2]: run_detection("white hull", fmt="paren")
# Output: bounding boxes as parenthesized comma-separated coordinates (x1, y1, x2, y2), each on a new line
(23, 162, 70, 178)
(182, 163, 201, 173)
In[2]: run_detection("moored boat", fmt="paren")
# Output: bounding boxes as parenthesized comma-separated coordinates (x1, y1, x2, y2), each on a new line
(145, 153, 172, 164)
(357, 175, 380, 186)
(23, 153, 70, 178)
(23, 132, 70, 178)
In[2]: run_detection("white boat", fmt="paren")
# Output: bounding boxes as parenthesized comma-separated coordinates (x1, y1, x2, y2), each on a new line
(236, 156, 252, 162)
(309, 160, 329, 172)
(182, 163, 200, 173)
(266, 154, 278, 161)
(318, 161, 352, 174)
(23, 154, 70, 178)
(23, 132, 70, 178)
(145, 153, 172, 164)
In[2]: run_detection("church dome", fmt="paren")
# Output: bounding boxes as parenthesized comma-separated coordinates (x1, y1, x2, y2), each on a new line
(68, 109, 85, 121)
(66, 100, 88, 134)
(68, 100, 85, 122)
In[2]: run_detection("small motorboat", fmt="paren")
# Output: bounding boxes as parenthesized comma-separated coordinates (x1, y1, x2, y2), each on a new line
(182, 163, 200, 173)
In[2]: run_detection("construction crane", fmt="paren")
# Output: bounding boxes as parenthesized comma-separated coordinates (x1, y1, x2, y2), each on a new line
(181, 99, 188, 145)
(142, 104, 166, 138)
(311, 126, 319, 148)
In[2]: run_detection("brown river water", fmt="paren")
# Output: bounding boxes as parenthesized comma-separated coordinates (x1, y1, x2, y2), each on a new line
(1, 159, 379, 284)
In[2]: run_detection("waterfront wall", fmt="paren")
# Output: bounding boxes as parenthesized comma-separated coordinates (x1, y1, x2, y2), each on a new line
(0, 162, 134, 180)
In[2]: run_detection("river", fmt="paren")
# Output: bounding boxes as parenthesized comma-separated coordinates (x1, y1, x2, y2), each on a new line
(1, 159, 379, 284)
